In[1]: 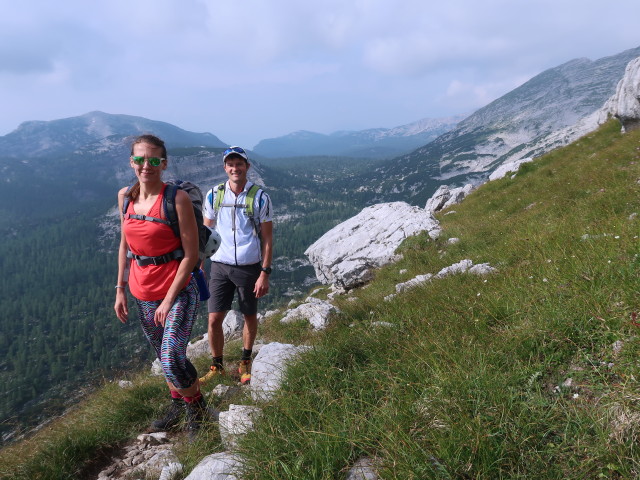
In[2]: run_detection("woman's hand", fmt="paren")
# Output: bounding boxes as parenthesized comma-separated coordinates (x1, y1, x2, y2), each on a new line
(154, 298, 173, 327)
(114, 291, 129, 323)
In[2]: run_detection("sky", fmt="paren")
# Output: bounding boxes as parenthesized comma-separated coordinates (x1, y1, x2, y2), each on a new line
(1, 1, 640, 148)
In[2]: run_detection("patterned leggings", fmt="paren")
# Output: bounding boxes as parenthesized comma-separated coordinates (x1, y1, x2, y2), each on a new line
(134, 277, 200, 389)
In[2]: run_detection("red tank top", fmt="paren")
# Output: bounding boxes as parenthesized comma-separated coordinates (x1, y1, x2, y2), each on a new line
(123, 184, 188, 301)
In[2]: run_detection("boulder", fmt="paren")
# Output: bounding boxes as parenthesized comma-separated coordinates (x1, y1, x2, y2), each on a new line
(346, 457, 381, 479)
(250, 342, 311, 402)
(425, 184, 474, 213)
(599, 56, 640, 132)
(488, 158, 534, 181)
(280, 298, 340, 330)
(221, 310, 245, 339)
(219, 404, 263, 449)
(305, 202, 441, 289)
(183, 452, 243, 480)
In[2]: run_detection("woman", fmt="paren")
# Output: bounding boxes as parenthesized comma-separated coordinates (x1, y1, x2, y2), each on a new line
(114, 134, 207, 439)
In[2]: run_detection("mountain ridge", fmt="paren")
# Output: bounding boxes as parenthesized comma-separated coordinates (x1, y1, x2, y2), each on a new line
(253, 115, 466, 159)
(0, 111, 226, 159)
(362, 45, 640, 206)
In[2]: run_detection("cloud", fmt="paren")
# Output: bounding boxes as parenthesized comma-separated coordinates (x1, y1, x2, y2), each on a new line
(1, 0, 640, 146)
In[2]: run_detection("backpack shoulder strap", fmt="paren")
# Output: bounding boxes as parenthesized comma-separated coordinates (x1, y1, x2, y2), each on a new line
(121, 184, 171, 225)
(245, 184, 263, 218)
(213, 183, 226, 214)
(162, 184, 180, 238)
(122, 184, 134, 217)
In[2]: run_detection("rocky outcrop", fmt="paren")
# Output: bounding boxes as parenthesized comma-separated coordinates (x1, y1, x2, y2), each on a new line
(251, 342, 312, 402)
(425, 184, 475, 213)
(305, 202, 441, 289)
(183, 452, 243, 480)
(97, 433, 180, 480)
(219, 405, 263, 449)
(488, 158, 534, 181)
(599, 56, 640, 132)
(384, 259, 497, 302)
(280, 297, 340, 330)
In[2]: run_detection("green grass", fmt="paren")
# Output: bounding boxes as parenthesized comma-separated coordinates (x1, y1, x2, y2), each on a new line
(2, 120, 640, 478)
(236, 120, 640, 479)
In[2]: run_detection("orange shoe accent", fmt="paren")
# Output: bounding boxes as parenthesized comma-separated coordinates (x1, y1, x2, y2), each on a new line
(238, 359, 251, 385)
(199, 364, 225, 384)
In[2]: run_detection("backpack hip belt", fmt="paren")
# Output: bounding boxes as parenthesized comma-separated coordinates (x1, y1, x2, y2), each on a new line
(127, 249, 185, 267)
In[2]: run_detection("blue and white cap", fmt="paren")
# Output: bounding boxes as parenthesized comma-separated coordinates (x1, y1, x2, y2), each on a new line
(223, 146, 248, 163)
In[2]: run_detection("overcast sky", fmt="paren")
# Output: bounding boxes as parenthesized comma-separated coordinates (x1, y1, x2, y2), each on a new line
(1, 1, 639, 148)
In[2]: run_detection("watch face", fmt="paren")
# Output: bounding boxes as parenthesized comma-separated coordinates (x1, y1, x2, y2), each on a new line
(262, 267, 272, 274)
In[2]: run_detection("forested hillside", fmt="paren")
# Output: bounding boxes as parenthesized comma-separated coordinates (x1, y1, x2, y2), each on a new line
(0, 148, 392, 443)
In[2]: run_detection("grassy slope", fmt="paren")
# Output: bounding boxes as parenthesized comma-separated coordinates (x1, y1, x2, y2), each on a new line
(2, 120, 640, 479)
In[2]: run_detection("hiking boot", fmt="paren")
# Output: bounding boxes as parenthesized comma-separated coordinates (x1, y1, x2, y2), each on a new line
(238, 359, 251, 385)
(199, 364, 225, 384)
(150, 398, 185, 432)
(185, 396, 208, 441)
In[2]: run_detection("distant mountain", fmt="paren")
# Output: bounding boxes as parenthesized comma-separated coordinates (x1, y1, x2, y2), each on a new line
(364, 46, 640, 205)
(0, 111, 226, 158)
(253, 115, 466, 159)
(0, 111, 235, 233)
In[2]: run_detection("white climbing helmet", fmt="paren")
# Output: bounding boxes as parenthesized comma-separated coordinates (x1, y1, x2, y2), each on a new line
(204, 227, 222, 257)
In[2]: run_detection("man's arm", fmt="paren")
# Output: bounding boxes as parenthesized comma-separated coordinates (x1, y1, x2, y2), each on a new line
(260, 221, 273, 270)
(254, 221, 272, 298)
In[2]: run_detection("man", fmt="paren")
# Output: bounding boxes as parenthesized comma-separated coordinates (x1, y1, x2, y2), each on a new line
(200, 146, 273, 385)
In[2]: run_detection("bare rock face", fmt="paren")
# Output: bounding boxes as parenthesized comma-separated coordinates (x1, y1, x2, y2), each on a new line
(250, 342, 311, 402)
(219, 404, 263, 449)
(425, 184, 475, 213)
(599, 56, 640, 132)
(280, 298, 340, 330)
(183, 452, 243, 480)
(305, 202, 441, 289)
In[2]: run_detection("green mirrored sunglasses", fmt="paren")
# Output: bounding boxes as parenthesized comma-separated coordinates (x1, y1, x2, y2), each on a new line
(131, 156, 165, 167)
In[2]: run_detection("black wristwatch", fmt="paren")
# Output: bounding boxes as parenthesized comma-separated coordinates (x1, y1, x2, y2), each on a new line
(261, 266, 272, 274)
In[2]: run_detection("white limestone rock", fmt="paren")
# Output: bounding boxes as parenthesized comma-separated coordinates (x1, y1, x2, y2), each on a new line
(425, 184, 474, 213)
(184, 452, 243, 480)
(469, 263, 498, 276)
(221, 310, 245, 339)
(346, 457, 381, 479)
(250, 342, 311, 402)
(599, 56, 640, 132)
(386, 260, 497, 302)
(186, 334, 210, 360)
(395, 274, 433, 293)
(151, 358, 163, 376)
(435, 259, 474, 278)
(219, 404, 263, 449)
(488, 158, 534, 181)
(280, 298, 340, 330)
(210, 384, 241, 401)
(159, 462, 183, 480)
(305, 202, 441, 289)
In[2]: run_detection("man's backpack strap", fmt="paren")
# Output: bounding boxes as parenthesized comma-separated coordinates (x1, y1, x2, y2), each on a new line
(213, 183, 226, 213)
(213, 183, 262, 218)
(245, 184, 261, 218)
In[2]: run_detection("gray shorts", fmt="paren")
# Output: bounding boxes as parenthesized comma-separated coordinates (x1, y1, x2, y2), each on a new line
(207, 262, 261, 315)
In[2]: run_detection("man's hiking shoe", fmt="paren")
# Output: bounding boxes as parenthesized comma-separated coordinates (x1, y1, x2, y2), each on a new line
(199, 364, 225, 384)
(185, 396, 208, 441)
(238, 359, 251, 385)
(150, 398, 185, 432)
